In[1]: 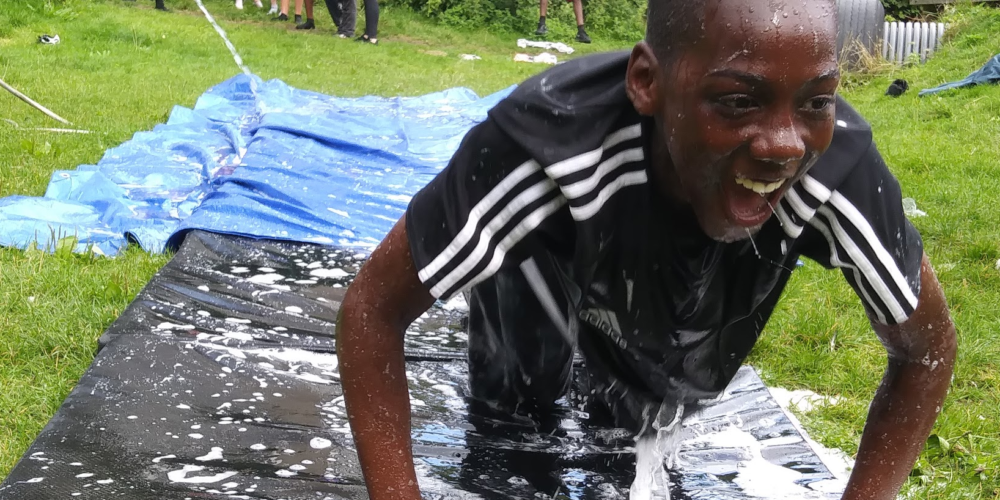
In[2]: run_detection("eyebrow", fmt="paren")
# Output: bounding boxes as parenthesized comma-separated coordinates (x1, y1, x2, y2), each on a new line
(706, 68, 841, 85)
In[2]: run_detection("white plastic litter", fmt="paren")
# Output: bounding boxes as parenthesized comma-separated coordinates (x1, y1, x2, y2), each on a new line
(517, 38, 574, 54)
(460, 54, 482, 61)
(902, 198, 927, 217)
(514, 52, 558, 65)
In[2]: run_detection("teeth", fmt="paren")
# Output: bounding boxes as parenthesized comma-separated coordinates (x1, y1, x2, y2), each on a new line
(735, 177, 785, 195)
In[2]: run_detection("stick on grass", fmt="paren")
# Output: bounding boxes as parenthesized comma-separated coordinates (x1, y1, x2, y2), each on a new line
(0, 77, 72, 125)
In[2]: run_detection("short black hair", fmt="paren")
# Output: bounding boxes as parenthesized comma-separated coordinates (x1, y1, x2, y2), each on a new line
(645, 0, 706, 61)
(645, 0, 837, 61)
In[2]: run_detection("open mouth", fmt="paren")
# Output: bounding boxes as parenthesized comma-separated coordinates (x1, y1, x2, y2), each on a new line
(734, 176, 786, 195)
(723, 174, 791, 228)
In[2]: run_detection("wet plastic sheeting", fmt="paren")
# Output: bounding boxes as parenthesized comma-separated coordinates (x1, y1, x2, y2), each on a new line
(0, 232, 845, 499)
(0, 75, 513, 255)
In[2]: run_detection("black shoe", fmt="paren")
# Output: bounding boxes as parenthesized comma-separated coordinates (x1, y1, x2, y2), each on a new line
(273, 12, 288, 20)
(535, 22, 548, 36)
(155, 0, 168, 10)
(575, 30, 591, 44)
(354, 34, 378, 45)
(336, 31, 354, 38)
(294, 14, 302, 24)
(296, 18, 315, 29)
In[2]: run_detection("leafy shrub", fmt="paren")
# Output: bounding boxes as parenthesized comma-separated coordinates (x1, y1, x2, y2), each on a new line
(382, 0, 646, 41)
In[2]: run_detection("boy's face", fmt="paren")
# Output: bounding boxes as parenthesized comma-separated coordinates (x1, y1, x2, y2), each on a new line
(629, 0, 841, 242)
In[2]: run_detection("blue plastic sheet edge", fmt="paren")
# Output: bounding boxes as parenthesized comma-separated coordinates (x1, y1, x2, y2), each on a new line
(0, 73, 516, 256)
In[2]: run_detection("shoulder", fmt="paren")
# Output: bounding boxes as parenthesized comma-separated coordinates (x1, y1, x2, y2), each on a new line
(500, 51, 633, 112)
(487, 51, 638, 165)
(805, 95, 879, 190)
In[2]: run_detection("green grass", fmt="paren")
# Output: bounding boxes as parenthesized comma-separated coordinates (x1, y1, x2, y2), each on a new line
(1, 0, 998, 497)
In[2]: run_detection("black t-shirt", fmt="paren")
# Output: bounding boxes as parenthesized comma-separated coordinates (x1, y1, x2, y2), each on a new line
(405, 51, 923, 407)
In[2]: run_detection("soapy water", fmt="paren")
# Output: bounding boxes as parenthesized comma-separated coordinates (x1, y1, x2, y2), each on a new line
(0, 233, 848, 499)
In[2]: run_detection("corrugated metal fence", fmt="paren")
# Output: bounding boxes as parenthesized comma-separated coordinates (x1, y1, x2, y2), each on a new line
(882, 21, 948, 64)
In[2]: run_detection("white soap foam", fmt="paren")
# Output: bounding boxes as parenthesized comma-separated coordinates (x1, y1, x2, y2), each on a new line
(310, 437, 332, 449)
(176, 404, 191, 410)
(247, 273, 284, 284)
(167, 465, 237, 484)
(250, 444, 267, 451)
(196, 447, 224, 461)
(152, 455, 176, 463)
(284, 306, 303, 314)
(309, 268, 349, 279)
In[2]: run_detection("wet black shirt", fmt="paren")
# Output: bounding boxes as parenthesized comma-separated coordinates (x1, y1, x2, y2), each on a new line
(405, 51, 923, 410)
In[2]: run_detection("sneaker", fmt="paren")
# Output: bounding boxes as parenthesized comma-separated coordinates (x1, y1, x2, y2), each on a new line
(37, 34, 60, 44)
(268, 5, 278, 14)
(296, 18, 315, 29)
(575, 30, 591, 44)
(337, 32, 353, 38)
(235, 0, 243, 9)
(273, 12, 288, 20)
(355, 35, 378, 45)
(294, 14, 302, 24)
(535, 22, 548, 36)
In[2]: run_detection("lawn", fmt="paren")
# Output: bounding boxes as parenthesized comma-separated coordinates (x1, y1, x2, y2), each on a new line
(1, 0, 998, 497)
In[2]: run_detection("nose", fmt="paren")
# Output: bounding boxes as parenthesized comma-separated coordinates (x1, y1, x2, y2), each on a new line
(749, 112, 806, 166)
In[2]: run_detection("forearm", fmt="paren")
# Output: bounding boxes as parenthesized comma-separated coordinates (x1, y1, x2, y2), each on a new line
(337, 302, 422, 500)
(842, 253, 957, 500)
(842, 349, 954, 499)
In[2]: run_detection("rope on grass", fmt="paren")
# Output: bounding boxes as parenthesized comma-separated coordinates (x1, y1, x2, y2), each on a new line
(193, 0, 252, 76)
(2, 118, 91, 134)
(0, 77, 72, 125)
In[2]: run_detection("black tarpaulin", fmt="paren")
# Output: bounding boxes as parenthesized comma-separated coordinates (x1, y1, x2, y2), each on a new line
(0, 231, 848, 499)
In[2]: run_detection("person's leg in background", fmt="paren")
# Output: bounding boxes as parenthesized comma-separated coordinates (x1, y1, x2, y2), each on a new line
(275, 0, 290, 20)
(325, 0, 356, 38)
(535, 0, 548, 36)
(154, 0, 167, 11)
(297, 0, 316, 29)
(572, 0, 590, 43)
(355, 0, 379, 44)
(294, 0, 304, 24)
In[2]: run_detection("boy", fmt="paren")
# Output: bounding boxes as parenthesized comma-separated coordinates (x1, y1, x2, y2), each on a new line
(336, 0, 958, 498)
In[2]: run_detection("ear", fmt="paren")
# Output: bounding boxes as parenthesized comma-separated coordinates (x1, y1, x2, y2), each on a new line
(626, 42, 661, 116)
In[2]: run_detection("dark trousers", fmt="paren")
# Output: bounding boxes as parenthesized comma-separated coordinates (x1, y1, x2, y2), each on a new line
(324, 0, 378, 38)
(324, 0, 355, 36)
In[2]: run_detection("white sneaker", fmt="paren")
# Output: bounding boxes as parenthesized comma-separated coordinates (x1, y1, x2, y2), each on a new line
(235, 0, 244, 9)
(268, 4, 278, 13)
(254, 0, 263, 7)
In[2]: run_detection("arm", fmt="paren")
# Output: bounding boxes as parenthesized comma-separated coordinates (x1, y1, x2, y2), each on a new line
(337, 216, 435, 500)
(840, 253, 957, 500)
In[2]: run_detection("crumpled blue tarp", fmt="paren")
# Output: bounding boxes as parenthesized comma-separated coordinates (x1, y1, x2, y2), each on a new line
(920, 53, 1000, 96)
(0, 74, 514, 255)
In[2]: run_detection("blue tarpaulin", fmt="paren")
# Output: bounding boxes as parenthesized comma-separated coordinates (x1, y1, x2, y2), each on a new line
(0, 74, 514, 256)
(920, 53, 1000, 96)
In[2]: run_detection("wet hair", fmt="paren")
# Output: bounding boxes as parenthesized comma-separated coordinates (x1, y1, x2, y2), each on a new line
(645, 0, 837, 61)
(645, 0, 705, 61)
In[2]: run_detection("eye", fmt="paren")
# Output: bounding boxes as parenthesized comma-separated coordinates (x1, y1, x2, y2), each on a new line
(803, 96, 834, 113)
(718, 95, 759, 110)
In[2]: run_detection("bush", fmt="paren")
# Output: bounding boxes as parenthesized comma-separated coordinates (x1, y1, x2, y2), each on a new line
(881, 0, 934, 21)
(381, 0, 646, 41)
